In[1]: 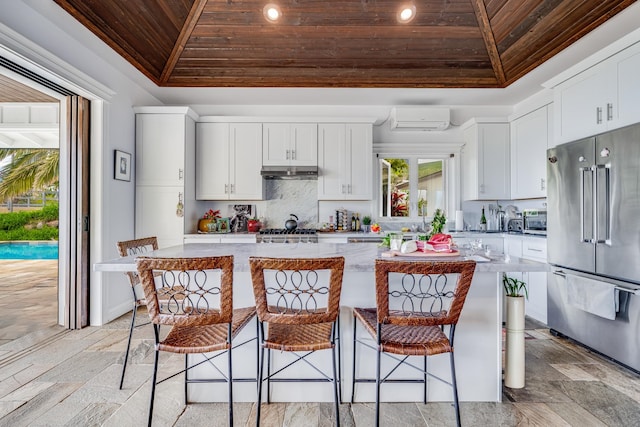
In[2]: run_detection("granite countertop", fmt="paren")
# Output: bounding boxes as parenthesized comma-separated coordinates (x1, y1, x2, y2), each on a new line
(94, 242, 548, 273)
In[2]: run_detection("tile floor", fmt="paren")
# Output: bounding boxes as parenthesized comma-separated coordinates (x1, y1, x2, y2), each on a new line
(1, 260, 639, 426)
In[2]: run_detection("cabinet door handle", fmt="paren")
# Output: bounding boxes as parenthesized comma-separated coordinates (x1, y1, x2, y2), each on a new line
(348, 184, 352, 194)
(225, 184, 228, 194)
(230, 184, 235, 194)
(541, 178, 545, 191)
(341, 184, 346, 194)
(178, 168, 183, 180)
(527, 247, 543, 252)
(291, 149, 296, 160)
(286, 149, 290, 160)
(607, 103, 613, 121)
(479, 184, 485, 194)
(596, 107, 603, 124)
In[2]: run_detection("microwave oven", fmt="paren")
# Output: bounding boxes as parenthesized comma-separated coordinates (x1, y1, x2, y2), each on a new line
(523, 210, 547, 235)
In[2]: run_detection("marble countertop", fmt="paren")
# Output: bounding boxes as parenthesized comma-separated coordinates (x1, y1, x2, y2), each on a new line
(94, 242, 548, 273)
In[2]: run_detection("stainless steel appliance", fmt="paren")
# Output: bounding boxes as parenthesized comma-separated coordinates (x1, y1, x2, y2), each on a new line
(523, 209, 546, 235)
(257, 228, 318, 243)
(547, 123, 640, 372)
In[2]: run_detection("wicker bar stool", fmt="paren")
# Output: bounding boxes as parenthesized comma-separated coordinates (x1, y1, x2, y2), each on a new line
(249, 257, 345, 427)
(116, 236, 160, 390)
(351, 259, 476, 427)
(136, 255, 257, 427)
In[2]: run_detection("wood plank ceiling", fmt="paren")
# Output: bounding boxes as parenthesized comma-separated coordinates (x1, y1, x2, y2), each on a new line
(53, 0, 635, 88)
(0, 74, 58, 102)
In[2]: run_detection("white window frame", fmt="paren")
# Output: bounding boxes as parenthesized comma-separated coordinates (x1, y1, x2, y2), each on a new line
(374, 149, 458, 222)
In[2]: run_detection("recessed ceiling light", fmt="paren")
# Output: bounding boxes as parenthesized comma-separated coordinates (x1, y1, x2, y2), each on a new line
(398, 4, 416, 23)
(263, 4, 282, 23)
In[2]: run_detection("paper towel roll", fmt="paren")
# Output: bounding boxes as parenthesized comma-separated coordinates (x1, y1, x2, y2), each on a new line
(455, 210, 464, 231)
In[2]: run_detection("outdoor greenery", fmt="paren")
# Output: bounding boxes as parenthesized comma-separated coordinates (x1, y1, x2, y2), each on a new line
(0, 149, 59, 201)
(0, 202, 59, 241)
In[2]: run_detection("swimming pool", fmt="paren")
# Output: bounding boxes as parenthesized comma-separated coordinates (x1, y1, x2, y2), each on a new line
(0, 242, 59, 260)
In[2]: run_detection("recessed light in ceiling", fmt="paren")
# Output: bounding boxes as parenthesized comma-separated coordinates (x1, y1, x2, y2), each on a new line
(398, 4, 416, 23)
(263, 4, 282, 23)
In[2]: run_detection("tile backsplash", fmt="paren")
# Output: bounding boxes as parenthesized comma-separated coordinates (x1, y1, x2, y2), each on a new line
(261, 180, 318, 229)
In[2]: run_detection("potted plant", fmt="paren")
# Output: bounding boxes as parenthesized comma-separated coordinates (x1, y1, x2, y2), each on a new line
(502, 273, 528, 389)
(198, 209, 221, 233)
(428, 209, 447, 239)
(362, 215, 372, 232)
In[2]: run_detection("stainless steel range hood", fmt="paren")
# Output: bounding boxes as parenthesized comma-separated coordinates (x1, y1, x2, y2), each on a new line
(260, 165, 318, 179)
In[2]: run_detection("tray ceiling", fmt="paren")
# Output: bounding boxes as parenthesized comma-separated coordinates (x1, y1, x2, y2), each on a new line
(53, 0, 635, 88)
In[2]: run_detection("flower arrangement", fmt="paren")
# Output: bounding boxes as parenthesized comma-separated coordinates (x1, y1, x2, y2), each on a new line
(203, 209, 221, 220)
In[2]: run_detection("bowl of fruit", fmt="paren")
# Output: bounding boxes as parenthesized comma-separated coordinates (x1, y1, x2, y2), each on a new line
(371, 223, 381, 234)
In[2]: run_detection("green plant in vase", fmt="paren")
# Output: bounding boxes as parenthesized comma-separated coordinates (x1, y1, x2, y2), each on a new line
(502, 273, 529, 298)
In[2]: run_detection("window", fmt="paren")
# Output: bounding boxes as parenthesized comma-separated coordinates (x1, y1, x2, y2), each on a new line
(379, 156, 445, 219)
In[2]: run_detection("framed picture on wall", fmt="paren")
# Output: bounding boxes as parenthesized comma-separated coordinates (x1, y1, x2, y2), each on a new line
(114, 150, 131, 181)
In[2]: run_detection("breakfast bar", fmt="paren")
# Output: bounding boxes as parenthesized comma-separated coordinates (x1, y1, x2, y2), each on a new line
(94, 242, 547, 403)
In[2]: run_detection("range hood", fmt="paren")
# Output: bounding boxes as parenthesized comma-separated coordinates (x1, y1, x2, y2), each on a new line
(260, 165, 318, 179)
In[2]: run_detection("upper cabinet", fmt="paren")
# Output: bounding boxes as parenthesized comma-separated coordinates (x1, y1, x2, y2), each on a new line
(510, 105, 550, 199)
(553, 41, 640, 144)
(136, 113, 186, 187)
(318, 123, 372, 200)
(196, 122, 263, 200)
(461, 121, 510, 201)
(262, 123, 318, 166)
(134, 107, 197, 247)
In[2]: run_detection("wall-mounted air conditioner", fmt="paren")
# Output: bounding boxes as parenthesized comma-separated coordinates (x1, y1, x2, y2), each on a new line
(389, 107, 451, 131)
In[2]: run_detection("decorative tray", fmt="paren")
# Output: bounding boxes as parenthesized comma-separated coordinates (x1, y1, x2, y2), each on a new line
(381, 249, 460, 258)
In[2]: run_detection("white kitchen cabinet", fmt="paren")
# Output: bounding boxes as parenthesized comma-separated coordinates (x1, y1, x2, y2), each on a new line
(196, 122, 263, 200)
(461, 121, 510, 201)
(136, 113, 186, 187)
(510, 106, 548, 199)
(136, 186, 185, 248)
(318, 123, 372, 200)
(554, 41, 640, 143)
(520, 236, 547, 324)
(262, 123, 317, 166)
(135, 108, 196, 247)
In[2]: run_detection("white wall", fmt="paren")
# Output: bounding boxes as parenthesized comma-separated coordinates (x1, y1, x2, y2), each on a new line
(0, 1, 161, 325)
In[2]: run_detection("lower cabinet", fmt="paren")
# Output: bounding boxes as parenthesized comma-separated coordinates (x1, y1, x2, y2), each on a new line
(505, 235, 548, 324)
(136, 186, 184, 248)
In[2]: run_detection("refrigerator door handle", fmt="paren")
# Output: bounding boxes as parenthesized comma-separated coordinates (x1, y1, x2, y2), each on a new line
(594, 163, 611, 245)
(580, 166, 594, 243)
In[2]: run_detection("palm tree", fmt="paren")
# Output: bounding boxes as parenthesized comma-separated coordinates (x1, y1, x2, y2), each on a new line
(0, 149, 59, 201)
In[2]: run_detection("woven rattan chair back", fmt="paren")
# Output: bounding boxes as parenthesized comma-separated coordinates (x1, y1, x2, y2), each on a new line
(249, 257, 345, 325)
(136, 256, 234, 327)
(117, 236, 158, 287)
(374, 259, 476, 327)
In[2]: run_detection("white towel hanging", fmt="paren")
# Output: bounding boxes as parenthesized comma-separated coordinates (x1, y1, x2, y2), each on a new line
(565, 274, 619, 320)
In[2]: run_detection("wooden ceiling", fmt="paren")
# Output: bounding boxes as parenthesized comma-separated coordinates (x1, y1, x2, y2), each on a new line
(0, 74, 58, 102)
(53, 0, 635, 88)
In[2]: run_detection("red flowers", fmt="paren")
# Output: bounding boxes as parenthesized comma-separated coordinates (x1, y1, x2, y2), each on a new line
(203, 209, 221, 220)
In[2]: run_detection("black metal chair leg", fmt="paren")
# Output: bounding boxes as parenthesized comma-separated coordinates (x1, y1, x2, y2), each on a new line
(184, 354, 188, 404)
(266, 348, 271, 404)
(148, 325, 160, 427)
(423, 355, 428, 404)
(119, 301, 137, 389)
(228, 325, 234, 427)
(351, 315, 357, 403)
(336, 316, 342, 404)
(450, 351, 461, 427)
(375, 347, 382, 427)
(256, 345, 265, 427)
(332, 344, 340, 427)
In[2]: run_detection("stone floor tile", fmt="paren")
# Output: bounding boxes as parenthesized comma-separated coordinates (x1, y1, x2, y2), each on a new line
(576, 362, 640, 404)
(503, 379, 574, 403)
(513, 402, 572, 426)
(553, 380, 640, 426)
(319, 402, 355, 427)
(550, 364, 600, 381)
(0, 382, 81, 427)
(252, 402, 286, 426)
(37, 349, 120, 383)
(283, 402, 320, 425)
(546, 401, 608, 427)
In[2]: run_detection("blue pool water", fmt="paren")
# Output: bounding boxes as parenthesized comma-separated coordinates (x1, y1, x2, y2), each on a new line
(0, 242, 59, 260)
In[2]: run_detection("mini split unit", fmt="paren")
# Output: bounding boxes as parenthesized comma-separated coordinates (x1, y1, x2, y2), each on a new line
(389, 107, 451, 131)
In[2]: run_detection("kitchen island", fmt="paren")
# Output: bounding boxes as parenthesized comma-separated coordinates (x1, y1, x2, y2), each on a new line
(95, 243, 547, 404)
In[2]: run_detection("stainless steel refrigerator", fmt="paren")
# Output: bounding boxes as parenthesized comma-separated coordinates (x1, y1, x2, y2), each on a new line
(547, 122, 640, 373)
